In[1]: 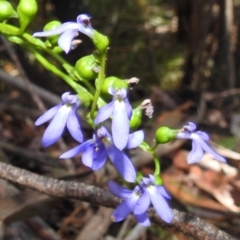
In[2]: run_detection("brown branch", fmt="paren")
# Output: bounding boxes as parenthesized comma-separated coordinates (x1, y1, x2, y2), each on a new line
(0, 161, 236, 240)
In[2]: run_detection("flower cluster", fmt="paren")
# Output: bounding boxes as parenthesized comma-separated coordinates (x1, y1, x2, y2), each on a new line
(32, 14, 226, 227)
(108, 175, 173, 226)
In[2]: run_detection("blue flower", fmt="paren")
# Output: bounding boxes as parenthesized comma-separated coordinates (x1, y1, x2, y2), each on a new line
(35, 92, 83, 147)
(108, 175, 173, 226)
(177, 122, 226, 164)
(33, 14, 93, 53)
(94, 88, 132, 150)
(60, 126, 143, 182)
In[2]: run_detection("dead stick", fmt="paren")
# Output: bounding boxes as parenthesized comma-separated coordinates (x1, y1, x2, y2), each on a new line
(0, 161, 235, 240)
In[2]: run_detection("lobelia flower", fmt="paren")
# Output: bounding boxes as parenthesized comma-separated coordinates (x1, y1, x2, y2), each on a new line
(94, 88, 132, 150)
(108, 174, 173, 226)
(60, 126, 143, 182)
(35, 92, 83, 147)
(33, 14, 93, 53)
(177, 122, 226, 164)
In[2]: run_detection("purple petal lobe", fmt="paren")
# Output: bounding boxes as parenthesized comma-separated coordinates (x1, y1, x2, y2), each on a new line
(112, 101, 129, 150)
(60, 141, 91, 158)
(82, 147, 94, 168)
(124, 99, 132, 119)
(42, 105, 70, 147)
(33, 22, 78, 37)
(191, 134, 226, 162)
(107, 145, 136, 182)
(112, 195, 139, 222)
(134, 191, 151, 214)
(94, 101, 114, 124)
(107, 181, 133, 198)
(156, 186, 171, 199)
(126, 130, 144, 149)
(184, 122, 196, 132)
(92, 146, 107, 170)
(58, 29, 78, 53)
(147, 186, 173, 223)
(196, 131, 209, 141)
(188, 140, 204, 164)
(134, 212, 151, 226)
(67, 110, 83, 143)
(35, 104, 61, 126)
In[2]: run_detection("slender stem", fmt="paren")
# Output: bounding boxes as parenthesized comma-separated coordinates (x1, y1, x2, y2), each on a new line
(32, 50, 79, 91)
(90, 52, 107, 119)
(152, 150, 161, 176)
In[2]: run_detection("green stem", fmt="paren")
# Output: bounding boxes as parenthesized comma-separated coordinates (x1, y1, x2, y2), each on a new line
(152, 150, 161, 176)
(32, 50, 80, 91)
(90, 52, 106, 119)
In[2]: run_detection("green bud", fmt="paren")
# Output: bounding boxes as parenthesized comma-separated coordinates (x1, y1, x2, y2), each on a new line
(75, 54, 99, 81)
(17, 0, 38, 32)
(92, 30, 109, 53)
(101, 76, 128, 95)
(129, 106, 142, 130)
(7, 36, 24, 44)
(155, 126, 177, 144)
(43, 20, 61, 45)
(0, 1, 18, 22)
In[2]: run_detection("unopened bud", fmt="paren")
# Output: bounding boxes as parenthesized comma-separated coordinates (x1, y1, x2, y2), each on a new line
(155, 126, 177, 144)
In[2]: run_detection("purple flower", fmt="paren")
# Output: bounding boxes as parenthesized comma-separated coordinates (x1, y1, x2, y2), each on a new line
(177, 122, 226, 164)
(60, 126, 144, 182)
(108, 175, 173, 226)
(94, 88, 132, 150)
(33, 14, 93, 53)
(35, 92, 83, 147)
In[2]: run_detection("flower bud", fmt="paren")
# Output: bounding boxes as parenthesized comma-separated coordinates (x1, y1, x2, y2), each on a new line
(43, 20, 61, 45)
(155, 126, 177, 144)
(17, 0, 38, 32)
(0, 1, 17, 22)
(75, 54, 99, 81)
(129, 107, 142, 130)
(92, 30, 109, 53)
(101, 76, 128, 95)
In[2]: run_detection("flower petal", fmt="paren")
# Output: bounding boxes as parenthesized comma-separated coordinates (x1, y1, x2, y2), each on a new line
(111, 195, 139, 222)
(92, 146, 107, 170)
(126, 130, 144, 149)
(35, 104, 61, 126)
(188, 140, 204, 164)
(124, 99, 132, 119)
(134, 191, 151, 215)
(134, 213, 151, 226)
(94, 101, 114, 124)
(82, 146, 94, 168)
(156, 186, 171, 199)
(33, 22, 78, 37)
(42, 105, 71, 147)
(191, 134, 226, 162)
(184, 122, 196, 132)
(107, 180, 133, 198)
(196, 131, 209, 141)
(147, 186, 173, 223)
(58, 29, 78, 53)
(112, 101, 129, 150)
(60, 141, 91, 158)
(107, 145, 136, 182)
(67, 110, 83, 143)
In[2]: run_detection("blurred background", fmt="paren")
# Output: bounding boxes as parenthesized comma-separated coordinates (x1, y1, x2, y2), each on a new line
(1, 0, 240, 239)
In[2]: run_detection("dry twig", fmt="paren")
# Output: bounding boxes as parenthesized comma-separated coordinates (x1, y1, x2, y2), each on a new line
(0, 161, 236, 240)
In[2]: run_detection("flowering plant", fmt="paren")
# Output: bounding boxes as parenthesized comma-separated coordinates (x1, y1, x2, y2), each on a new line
(0, 0, 226, 227)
